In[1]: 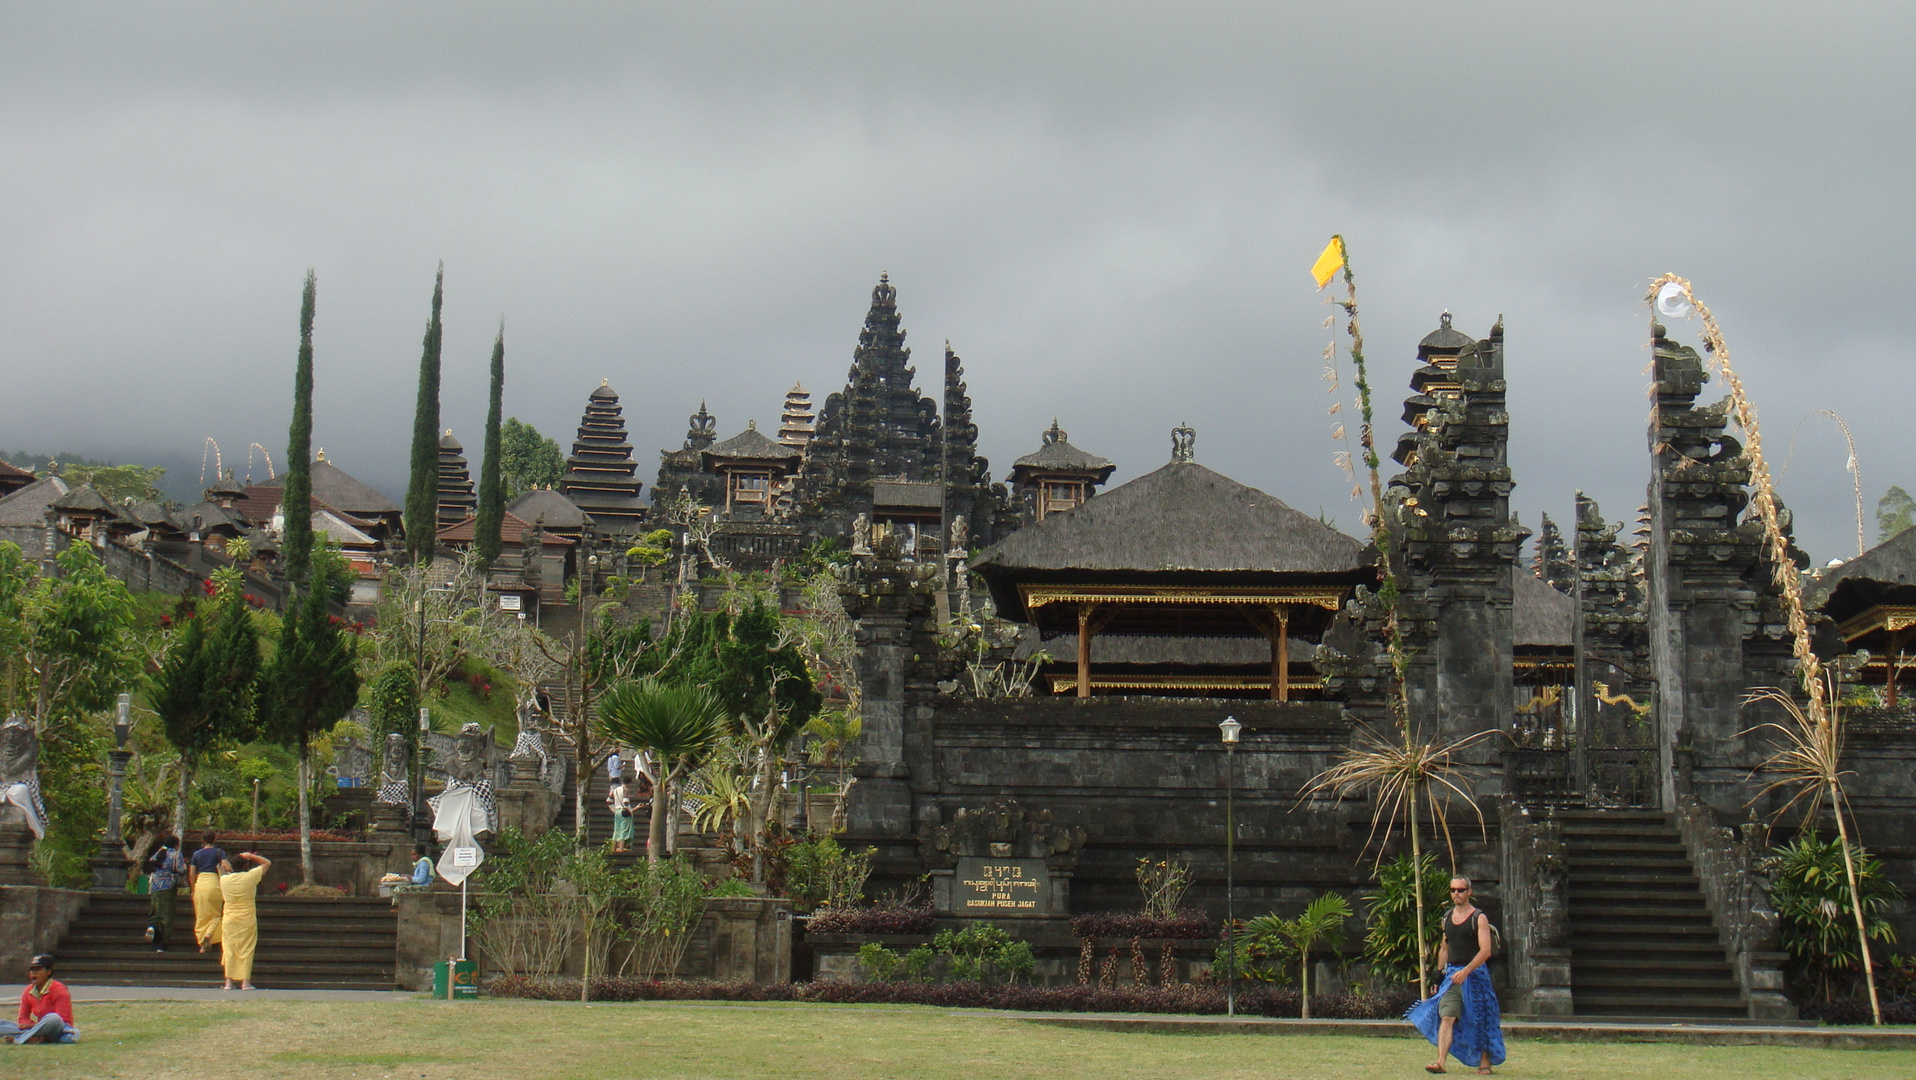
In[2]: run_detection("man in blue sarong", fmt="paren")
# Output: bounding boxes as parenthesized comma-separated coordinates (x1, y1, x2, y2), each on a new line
(1407, 876, 1505, 1074)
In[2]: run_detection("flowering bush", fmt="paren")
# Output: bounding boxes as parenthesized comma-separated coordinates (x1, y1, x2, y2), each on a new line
(1069, 910, 1214, 940)
(806, 903, 936, 935)
(482, 976, 1417, 1017)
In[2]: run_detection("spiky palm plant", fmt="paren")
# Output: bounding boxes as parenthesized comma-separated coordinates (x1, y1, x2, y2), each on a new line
(1300, 727, 1497, 998)
(1651, 273, 1882, 1024)
(594, 678, 729, 862)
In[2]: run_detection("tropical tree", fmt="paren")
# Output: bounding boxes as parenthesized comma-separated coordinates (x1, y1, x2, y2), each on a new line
(150, 568, 262, 834)
(2, 540, 138, 730)
(1242, 892, 1354, 1019)
(499, 417, 564, 499)
(403, 264, 444, 565)
(474, 323, 506, 568)
(1765, 833, 1901, 1002)
(594, 679, 728, 862)
(1361, 851, 1450, 989)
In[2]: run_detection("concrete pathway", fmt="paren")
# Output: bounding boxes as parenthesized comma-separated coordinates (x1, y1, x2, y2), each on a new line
(72, 986, 417, 1003)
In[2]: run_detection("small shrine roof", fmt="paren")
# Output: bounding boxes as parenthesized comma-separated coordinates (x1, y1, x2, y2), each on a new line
(437, 511, 575, 547)
(506, 488, 590, 530)
(704, 424, 801, 463)
(1810, 527, 1916, 621)
(306, 458, 402, 516)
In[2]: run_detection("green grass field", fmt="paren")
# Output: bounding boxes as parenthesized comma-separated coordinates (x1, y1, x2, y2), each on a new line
(23, 1000, 1916, 1080)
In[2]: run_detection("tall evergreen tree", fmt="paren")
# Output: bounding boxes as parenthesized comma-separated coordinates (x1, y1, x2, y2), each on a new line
(152, 572, 261, 835)
(282, 271, 318, 586)
(258, 558, 359, 884)
(403, 264, 445, 565)
(475, 321, 506, 567)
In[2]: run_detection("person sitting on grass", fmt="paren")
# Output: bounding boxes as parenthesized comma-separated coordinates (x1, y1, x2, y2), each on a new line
(2, 955, 76, 1045)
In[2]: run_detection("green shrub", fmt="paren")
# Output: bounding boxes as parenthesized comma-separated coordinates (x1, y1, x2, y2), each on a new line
(786, 834, 873, 912)
(934, 924, 1035, 985)
(857, 942, 902, 981)
(1361, 852, 1449, 989)
(1766, 834, 1902, 1002)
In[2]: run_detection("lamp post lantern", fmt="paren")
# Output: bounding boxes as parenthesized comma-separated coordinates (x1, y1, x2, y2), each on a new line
(94, 693, 135, 890)
(1219, 714, 1241, 1016)
(413, 706, 432, 842)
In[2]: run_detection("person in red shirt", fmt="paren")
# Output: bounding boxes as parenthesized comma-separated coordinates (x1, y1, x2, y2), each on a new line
(3, 955, 76, 1045)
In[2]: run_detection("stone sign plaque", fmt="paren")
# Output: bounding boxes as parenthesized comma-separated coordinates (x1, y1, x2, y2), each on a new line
(953, 857, 1051, 915)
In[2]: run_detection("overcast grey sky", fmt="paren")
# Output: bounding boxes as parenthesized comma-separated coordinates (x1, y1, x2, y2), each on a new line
(2, 3, 1910, 562)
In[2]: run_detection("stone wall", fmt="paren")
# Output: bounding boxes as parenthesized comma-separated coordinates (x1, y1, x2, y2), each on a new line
(0, 886, 88, 975)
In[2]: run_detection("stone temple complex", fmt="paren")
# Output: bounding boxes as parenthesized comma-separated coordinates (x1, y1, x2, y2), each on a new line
(6, 275, 1915, 1022)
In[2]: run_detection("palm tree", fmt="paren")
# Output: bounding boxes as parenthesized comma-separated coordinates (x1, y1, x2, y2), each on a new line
(1244, 892, 1354, 1019)
(595, 678, 729, 862)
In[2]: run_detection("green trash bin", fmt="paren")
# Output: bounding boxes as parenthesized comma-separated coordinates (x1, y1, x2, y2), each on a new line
(431, 960, 478, 999)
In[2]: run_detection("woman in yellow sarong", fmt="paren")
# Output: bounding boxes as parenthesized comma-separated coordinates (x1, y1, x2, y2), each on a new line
(217, 852, 271, 990)
(188, 830, 226, 953)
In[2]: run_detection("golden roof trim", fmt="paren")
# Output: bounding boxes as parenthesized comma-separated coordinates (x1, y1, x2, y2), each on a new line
(1020, 584, 1346, 611)
(1044, 674, 1326, 693)
(1836, 605, 1916, 642)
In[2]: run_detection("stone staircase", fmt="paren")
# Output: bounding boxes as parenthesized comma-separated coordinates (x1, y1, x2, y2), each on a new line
(1563, 809, 1747, 1019)
(51, 894, 397, 990)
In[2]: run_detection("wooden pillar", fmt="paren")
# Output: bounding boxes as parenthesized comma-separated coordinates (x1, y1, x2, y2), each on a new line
(1077, 603, 1097, 698)
(1889, 630, 1905, 708)
(1269, 607, 1291, 702)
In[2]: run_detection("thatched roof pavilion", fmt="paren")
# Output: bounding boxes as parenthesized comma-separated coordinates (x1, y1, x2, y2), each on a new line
(971, 441, 1374, 699)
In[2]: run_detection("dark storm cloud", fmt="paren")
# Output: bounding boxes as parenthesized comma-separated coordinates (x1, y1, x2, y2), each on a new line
(1, 3, 1910, 560)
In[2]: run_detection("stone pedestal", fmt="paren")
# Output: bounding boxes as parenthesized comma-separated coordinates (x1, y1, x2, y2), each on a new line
(88, 847, 127, 892)
(495, 782, 561, 838)
(1527, 947, 1574, 1016)
(370, 802, 411, 843)
(0, 823, 43, 887)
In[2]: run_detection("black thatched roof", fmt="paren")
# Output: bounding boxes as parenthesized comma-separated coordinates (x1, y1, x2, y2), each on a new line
(1513, 570, 1574, 647)
(974, 460, 1366, 576)
(507, 488, 590, 530)
(309, 458, 401, 515)
(704, 424, 800, 462)
(50, 485, 126, 517)
(874, 481, 942, 509)
(1809, 527, 1916, 620)
(0, 476, 70, 527)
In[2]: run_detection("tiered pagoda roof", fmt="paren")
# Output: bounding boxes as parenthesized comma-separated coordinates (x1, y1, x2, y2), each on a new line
(778, 384, 816, 451)
(560, 380, 646, 531)
(436, 430, 477, 530)
(1010, 420, 1116, 486)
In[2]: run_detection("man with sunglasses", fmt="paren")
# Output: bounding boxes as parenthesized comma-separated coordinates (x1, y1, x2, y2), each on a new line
(1410, 878, 1504, 1074)
(2, 955, 77, 1045)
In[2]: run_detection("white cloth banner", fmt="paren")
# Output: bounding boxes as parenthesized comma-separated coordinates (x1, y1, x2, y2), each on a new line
(431, 786, 488, 886)
(1, 780, 46, 839)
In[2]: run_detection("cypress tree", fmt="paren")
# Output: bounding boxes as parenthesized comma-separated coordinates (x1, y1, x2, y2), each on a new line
(258, 562, 359, 884)
(474, 321, 506, 567)
(282, 271, 317, 587)
(403, 263, 445, 565)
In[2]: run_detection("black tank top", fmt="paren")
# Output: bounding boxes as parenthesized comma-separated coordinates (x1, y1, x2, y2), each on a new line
(1444, 908, 1481, 965)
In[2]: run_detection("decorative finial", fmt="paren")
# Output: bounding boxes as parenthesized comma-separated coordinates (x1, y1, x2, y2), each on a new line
(316, 448, 327, 462)
(1043, 418, 1068, 446)
(444, 428, 453, 437)
(1171, 424, 1196, 463)
(1440, 310, 1452, 329)
(748, 419, 757, 430)
(879, 271, 889, 283)
(600, 378, 609, 387)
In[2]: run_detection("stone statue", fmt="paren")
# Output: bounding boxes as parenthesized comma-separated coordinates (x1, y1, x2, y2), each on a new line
(948, 515, 969, 553)
(850, 512, 872, 555)
(0, 717, 47, 839)
(375, 732, 412, 812)
(429, 722, 497, 841)
(507, 693, 551, 785)
(903, 523, 920, 562)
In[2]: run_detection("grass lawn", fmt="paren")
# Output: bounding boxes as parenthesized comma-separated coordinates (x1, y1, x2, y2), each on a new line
(22, 1000, 1916, 1080)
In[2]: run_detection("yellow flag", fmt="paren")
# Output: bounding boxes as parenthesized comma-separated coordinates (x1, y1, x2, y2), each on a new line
(1311, 237, 1345, 289)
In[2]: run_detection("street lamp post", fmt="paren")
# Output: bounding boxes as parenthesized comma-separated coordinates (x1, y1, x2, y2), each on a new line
(93, 693, 134, 891)
(1219, 714, 1241, 1017)
(413, 706, 432, 843)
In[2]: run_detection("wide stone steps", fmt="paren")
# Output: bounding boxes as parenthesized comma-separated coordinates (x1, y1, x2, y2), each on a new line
(1561, 810, 1746, 1020)
(51, 895, 396, 990)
